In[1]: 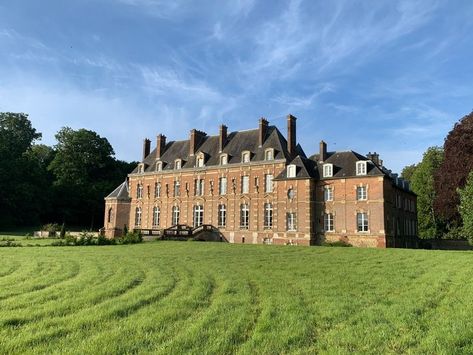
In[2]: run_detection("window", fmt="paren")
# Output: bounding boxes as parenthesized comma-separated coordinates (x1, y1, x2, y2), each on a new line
(240, 203, 249, 229)
(193, 205, 204, 227)
(138, 164, 144, 174)
(107, 208, 113, 223)
(357, 212, 369, 232)
(219, 177, 227, 195)
(134, 207, 142, 227)
(264, 203, 273, 229)
(155, 182, 161, 198)
(242, 152, 250, 163)
(356, 161, 367, 176)
(324, 187, 333, 201)
(152, 207, 160, 227)
(218, 204, 226, 228)
(172, 206, 180, 225)
(323, 164, 333, 178)
(156, 162, 163, 172)
(175, 159, 181, 170)
(173, 180, 180, 197)
(137, 183, 143, 199)
(194, 179, 204, 196)
(287, 212, 297, 231)
(241, 176, 249, 194)
(324, 213, 334, 232)
(287, 164, 296, 178)
(356, 186, 367, 200)
(196, 156, 204, 168)
(265, 149, 274, 161)
(220, 154, 228, 165)
(265, 174, 273, 193)
(287, 188, 295, 200)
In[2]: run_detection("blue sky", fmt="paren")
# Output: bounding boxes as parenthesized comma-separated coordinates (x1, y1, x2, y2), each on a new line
(1, 0, 472, 173)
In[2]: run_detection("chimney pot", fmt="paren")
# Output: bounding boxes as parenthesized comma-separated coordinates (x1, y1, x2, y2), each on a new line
(142, 138, 151, 161)
(259, 118, 268, 147)
(189, 129, 207, 156)
(219, 125, 228, 152)
(287, 114, 297, 156)
(320, 140, 327, 161)
(156, 134, 166, 160)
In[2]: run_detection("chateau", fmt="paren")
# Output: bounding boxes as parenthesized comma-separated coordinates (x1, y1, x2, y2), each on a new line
(103, 115, 417, 248)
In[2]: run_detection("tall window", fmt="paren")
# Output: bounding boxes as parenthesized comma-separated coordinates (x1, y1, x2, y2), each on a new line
(324, 213, 334, 232)
(152, 207, 160, 227)
(194, 179, 204, 196)
(155, 182, 161, 198)
(173, 180, 180, 197)
(193, 205, 204, 227)
(265, 174, 273, 193)
(107, 208, 113, 223)
(175, 160, 182, 170)
(241, 176, 249, 194)
(240, 203, 249, 229)
(265, 149, 274, 161)
(156, 162, 162, 172)
(323, 164, 333, 178)
(137, 183, 143, 199)
(287, 212, 297, 231)
(356, 186, 367, 200)
(218, 204, 226, 228)
(219, 177, 227, 195)
(135, 207, 142, 227)
(196, 156, 204, 167)
(242, 152, 250, 163)
(324, 187, 333, 201)
(356, 161, 367, 175)
(264, 203, 273, 229)
(172, 206, 180, 225)
(357, 212, 369, 232)
(287, 164, 296, 178)
(220, 155, 228, 165)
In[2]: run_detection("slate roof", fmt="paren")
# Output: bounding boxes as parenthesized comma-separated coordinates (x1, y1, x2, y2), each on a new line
(132, 125, 299, 173)
(274, 155, 318, 180)
(105, 179, 130, 200)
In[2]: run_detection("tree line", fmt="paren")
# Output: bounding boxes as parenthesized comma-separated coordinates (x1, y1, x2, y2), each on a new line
(401, 111, 473, 243)
(0, 112, 136, 230)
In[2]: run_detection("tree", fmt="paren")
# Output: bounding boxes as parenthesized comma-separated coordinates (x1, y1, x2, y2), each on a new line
(459, 170, 473, 243)
(401, 164, 417, 182)
(434, 112, 473, 227)
(410, 147, 444, 239)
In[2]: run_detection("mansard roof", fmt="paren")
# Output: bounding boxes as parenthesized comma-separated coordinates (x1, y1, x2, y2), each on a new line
(105, 179, 130, 200)
(274, 155, 317, 180)
(133, 125, 300, 173)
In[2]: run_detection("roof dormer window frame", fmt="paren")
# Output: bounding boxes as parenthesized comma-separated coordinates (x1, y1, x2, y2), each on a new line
(323, 163, 333, 178)
(138, 163, 144, 174)
(220, 153, 228, 166)
(156, 161, 163, 172)
(356, 161, 367, 176)
(241, 151, 251, 164)
(174, 159, 182, 170)
(287, 164, 297, 178)
(196, 152, 205, 168)
(265, 148, 274, 161)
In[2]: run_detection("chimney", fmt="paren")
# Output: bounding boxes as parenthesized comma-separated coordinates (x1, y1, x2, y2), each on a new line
(219, 125, 227, 152)
(259, 118, 268, 147)
(189, 129, 207, 156)
(367, 152, 380, 165)
(287, 114, 297, 156)
(320, 140, 327, 162)
(142, 138, 151, 161)
(156, 134, 166, 160)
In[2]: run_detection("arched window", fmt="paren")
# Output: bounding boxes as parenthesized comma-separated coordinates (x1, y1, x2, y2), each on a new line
(218, 204, 226, 228)
(220, 154, 228, 165)
(137, 183, 143, 199)
(265, 149, 274, 161)
(135, 207, 142, 227)
(152, 206, 160, 228)
(155, 182, 161, 198)
(172, 206, 180, 226)
(264, 203, 273, 229)
(107, 207, 113, 223)
(240, 203, 249, 229)
(193, 205, 204, 227)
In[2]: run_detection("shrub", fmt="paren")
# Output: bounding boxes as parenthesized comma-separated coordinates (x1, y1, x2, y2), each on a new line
(0, 240, 22, 247)
(322, 240, 352, 247)
(97, 234, 115, 245)
(42, 223, 60, 233)
(118, 231, 143, 245)
(59, 223, 66, 239)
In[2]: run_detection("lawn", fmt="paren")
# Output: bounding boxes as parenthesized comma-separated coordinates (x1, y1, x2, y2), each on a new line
(0, 242, 472, 354)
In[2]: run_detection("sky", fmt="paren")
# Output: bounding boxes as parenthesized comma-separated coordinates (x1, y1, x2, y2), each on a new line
(1, 0, 472, 173)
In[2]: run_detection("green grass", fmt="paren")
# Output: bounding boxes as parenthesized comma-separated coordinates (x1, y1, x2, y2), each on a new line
(0, 242, 472, 354)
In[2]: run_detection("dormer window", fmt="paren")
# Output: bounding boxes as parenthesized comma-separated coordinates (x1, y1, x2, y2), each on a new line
(323, 163, 333, 178)
(265, 149, 274, 161)
(175, 159, 182, 170)
(137, 164, 144, 174)
(196, 154, 205, 168)
(242, 151, 250, 163)
(287, 164, 296, 178)
(220, 154, 228, 165)
(356, 161, 367, 176)
(156, 162, 163, 172)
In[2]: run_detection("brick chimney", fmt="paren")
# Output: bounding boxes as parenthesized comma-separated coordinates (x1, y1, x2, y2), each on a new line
(142, 138, 151, 161)
(189, 129, 207, 156)
(367, 152, 380, 165)
(219, 125, 227, 152)
(320, 140, 327, 162)
(259, 118, 268, 147)
(287, 114, 297, 156)
(156, 134, 166, 160)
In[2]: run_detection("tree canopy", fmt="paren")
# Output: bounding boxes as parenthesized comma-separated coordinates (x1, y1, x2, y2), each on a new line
(458, 170, 473, 243)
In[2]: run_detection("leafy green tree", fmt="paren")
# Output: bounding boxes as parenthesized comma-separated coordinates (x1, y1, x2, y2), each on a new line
(401, 164, 417, 181)
(458, 170, 473, 243)
(410, 147, 444, 239)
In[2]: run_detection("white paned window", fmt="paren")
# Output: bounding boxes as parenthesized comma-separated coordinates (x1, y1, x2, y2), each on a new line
(193, 205, 204, 227)
(219, 177, 227, 195)
(356, 161, 367, 175)
(324, 213, 334, 232)
(241, 176, 249, 194)
(324, 187, 333, 201)
(357, 212, 369, 232)
(356, 186, 367, 200)
(264, 203, 273, 229)
(240, 203, 249, 229)
(287, 212, 297, 231)
(172, 206, 180, 225)
(218, 204, 226, 228)
(265, 174, 273, 193)
(323, 164, 333, 178)
(152, 207, 160, 227)
(287, 164, 296, 178)
(135, 207, 142, 227)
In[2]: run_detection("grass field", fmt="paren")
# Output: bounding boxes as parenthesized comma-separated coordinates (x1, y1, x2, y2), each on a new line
(0, 242, 472, 354)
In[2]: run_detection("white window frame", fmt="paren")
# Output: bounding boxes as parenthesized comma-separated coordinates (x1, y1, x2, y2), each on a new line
(218, 204, 226, 228)
(155, 182, 161, 198)
(287, 164, 296, 178)
(264, 203, 273, 229)
(156, 162, 163, 172)
(220, 154, 228, 165)
(135, 207, 142, 227)
(193, 205, 204, 227)
(219, 177, 227, 195)
(287, 212, 297, 231)
(240, 203, 249, 229)
(242, 151, 250, 163)
(152, 206, 160, 227)
(356, 161, 367, 176)
(172, 206, 180, 226)
(357, 212, 369, 232)
(137, 183, 143, 199)
(241, 176, 249, 194)
(323, 163, 333, 178)
(175, 159, 182, 170)
(196, 154, 205, 168)
(324, 213, 334, 232)
(324, 186, 333, 201)
(356, 186, 367, 200)
(265, 174, 274, 193)
(173, 180, 180, 197)
(195, 178, 204, 196)
(265, 149, 274, 161)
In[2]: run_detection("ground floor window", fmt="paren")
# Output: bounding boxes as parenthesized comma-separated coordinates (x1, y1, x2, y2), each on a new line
(135, 207, 142, 227)
(193, 205, 204, 227)
(324, 213, 334, 232)
(172, 206, 180, 226)
(264, 203, 273, 229)
(240, 203, 249, 229)
(287, 212, 296, 231)
(218, 204, 226, 228)
(152, 206, 160, 227)
(357, 212, 369, 232)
